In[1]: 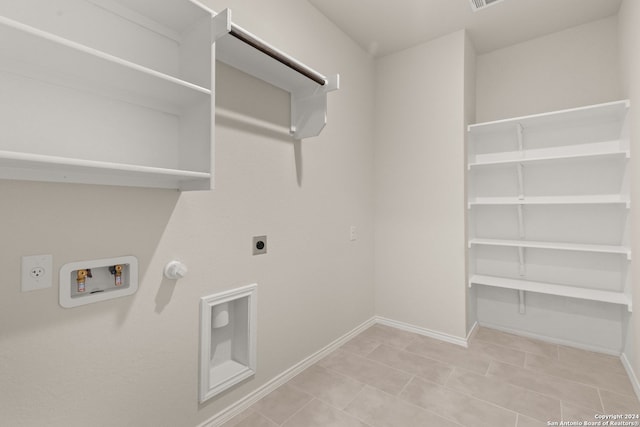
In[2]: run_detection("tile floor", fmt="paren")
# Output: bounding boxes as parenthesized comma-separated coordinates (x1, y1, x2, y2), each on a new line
(221, 324, 640, 427)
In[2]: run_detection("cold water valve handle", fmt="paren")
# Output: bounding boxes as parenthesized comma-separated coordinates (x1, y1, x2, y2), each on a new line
(76, 269, 92, 293)
(109, 265, 123, 287)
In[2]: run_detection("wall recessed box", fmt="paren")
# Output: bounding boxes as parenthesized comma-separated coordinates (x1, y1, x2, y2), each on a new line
(199, 284, 257, 403)
(59, 256, 138, 308)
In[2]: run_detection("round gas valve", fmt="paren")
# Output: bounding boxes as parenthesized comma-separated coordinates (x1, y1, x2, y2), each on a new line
(164, 260, 188, 280)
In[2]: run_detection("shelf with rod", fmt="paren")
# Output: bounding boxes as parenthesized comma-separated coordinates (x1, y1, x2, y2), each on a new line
(212, 8, 339, 140)
(469, 274, 632, 312)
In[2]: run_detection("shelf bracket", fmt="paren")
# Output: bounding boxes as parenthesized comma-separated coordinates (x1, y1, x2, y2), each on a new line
(517, 204, 525, 239)
(517, 163, 524, 200)
(518, 290, 526, 314)
(517, 246, 526, 276)
(516, 123, 524, 154)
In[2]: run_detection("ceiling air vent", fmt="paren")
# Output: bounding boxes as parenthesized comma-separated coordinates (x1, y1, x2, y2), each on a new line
(470, 0, 506, 11)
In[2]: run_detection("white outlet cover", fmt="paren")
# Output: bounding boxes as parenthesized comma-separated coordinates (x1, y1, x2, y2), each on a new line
(21, 254, 53, 292)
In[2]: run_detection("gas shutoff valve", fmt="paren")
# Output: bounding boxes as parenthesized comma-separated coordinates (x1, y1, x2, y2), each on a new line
(164, 261, 187, 280)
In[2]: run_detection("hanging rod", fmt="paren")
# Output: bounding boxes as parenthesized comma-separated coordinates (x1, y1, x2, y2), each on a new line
(228, 24, 327, 86)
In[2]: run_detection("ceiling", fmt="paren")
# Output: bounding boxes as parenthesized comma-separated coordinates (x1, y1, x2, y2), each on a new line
(307, 0, 622, 57)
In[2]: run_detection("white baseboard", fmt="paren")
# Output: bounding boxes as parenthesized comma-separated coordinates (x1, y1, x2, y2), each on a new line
(375, 316, 469, 347)
(198, 316, 377, 427)
(621, 352, 640, 402)
(478, 321, 621, 356)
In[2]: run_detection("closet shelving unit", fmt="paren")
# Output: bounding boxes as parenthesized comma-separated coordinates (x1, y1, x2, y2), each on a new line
(0, 2, 338, 190)
(467, 100, 632, 312)
(0, 0, 215, 190)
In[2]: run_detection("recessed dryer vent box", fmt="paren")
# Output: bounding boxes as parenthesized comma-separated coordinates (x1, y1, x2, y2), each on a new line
(59, 256, 138, 308)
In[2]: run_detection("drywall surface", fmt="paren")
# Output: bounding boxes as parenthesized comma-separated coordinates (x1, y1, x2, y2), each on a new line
(476, 16, 623, 123)
(464, 32, 477, 336)
(374, 30, 468, 339)
(474, 16, 627, 353)
(0, 1, 375, 425)
(619, 0, 640, 388)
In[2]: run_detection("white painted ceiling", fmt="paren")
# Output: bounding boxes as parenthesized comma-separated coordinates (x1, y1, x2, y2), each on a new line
(307, 0, 622, 57)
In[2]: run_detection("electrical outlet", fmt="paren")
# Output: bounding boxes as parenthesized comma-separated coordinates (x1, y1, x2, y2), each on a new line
(22, 255, 53, 292)
(253, 236, 267, 255)
(349, 225, 357, 241)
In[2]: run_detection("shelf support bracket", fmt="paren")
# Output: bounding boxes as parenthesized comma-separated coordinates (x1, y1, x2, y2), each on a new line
(517, 204, 525, 239)
(517, 163, 524, 200)
(518, 290, 526, 314)
(518, 246, 526, 276)
(290, 74, 339, 139)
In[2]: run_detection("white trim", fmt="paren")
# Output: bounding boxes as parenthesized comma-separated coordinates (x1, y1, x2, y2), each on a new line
(198, 317, 377, 427)
(374, 316, 469, 348)
(466, 321, 479, 342)
(621, 353, 640, 402)
(478, 321, 621, 356)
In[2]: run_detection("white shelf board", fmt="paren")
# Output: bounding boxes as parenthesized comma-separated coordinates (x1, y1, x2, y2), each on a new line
(469, 238, 631, 259)
(468, 195, 630, 208)
(469, 140, 629, 169)
(468, 100, 630, 134)
(0, 150, 211, 190)
(0, 16, 211, 111)
(469, 274, 632, 311)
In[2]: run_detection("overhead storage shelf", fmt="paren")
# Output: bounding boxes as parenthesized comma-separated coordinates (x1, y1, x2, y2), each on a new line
(468, 100, 630, 135)
(468, 238, 631, 259)
(0, 150, 211, 191)
(469, 274, 632, 312)
(0, 15, 211, 112)
(212, 9, 339, 140)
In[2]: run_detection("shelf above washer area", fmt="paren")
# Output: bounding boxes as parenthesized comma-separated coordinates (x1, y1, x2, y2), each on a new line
(468, 194, 631, 208)
(468, 238, 631, 260)
(212, 9, 339, 140)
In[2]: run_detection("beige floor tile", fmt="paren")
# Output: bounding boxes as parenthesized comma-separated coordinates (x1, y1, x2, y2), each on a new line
(517, 414, 547, 427)
(288, 365, 366, 409)
(345, 385, 462, 427)
(251, 383, 314, 425)
(446, 368, 560, 422)
(600, 389, 640, 414)
(341, 335, 381, 357)
(222, 411, 279, 427)
(366, 344, 454, 385)
(475, 328, 558, 359)
(558, 346, 627, 377)
(525, 353, 635, 396)
(561, 401, 601, 424)
(405, 336, 491, 374)
(282, 399, 370, 427)
(487, 361, 602, 411)
(356, 324, 420, 349)
(400, 376, 517, 427)
(467, 339, 526, 367)
(318, 349, 413, 395)
(220, 409, 256, 427)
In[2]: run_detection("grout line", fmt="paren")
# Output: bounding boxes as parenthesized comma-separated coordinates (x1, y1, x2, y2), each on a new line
(597, 388, 606, 413)
(276, 397, 315, 427)
(397, 374, 416, 397)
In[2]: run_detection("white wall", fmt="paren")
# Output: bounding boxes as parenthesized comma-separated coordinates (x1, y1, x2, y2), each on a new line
(0, 1, 376, 425)
(619, 0, 640, 390)
(374, 31, 468, 339)
(474, 16, 627, 353)
(476, 16, 622, 123)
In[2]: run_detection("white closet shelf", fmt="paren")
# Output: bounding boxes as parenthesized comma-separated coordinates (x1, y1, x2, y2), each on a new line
(0, 15, 211, 111)
(468, 140, 629, 169)
(468, 238, 631, 259)
(0, 150, 210, 190)
(468, 100, 630, 134)
(212, 9, 339, 140)
(468, 195, 630, 208)
(469, 274, 632, 312)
